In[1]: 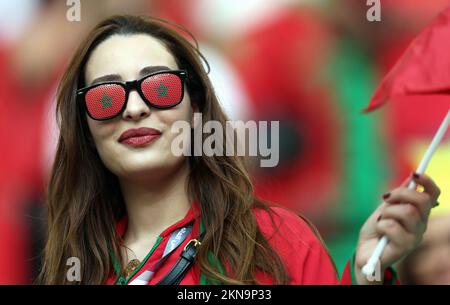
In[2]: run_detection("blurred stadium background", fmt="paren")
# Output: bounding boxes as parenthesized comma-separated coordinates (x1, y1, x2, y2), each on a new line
(0, 0, 449, 284)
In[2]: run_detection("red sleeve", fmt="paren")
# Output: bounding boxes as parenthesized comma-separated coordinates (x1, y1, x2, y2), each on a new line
(253, 207, 340, 284)
(253, 206, 400, 285)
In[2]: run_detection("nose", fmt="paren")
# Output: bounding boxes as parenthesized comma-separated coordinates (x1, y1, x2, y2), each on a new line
(122, 90, 151, 121)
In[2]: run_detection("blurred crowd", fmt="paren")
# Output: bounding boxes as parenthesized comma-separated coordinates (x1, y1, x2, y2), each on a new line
(0, 0, 449, 284)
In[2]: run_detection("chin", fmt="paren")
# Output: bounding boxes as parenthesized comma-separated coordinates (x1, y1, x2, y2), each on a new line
(117, 157, 187, 180)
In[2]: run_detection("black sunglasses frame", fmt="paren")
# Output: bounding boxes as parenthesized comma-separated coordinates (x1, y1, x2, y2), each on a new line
(76, 69, 187, 121)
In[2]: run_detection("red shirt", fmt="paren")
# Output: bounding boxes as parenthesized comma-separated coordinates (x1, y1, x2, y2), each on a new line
(106, 200, 397, 285)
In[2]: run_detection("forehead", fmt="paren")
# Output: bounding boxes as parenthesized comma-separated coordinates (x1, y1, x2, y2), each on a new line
(84, 34, 179, 83)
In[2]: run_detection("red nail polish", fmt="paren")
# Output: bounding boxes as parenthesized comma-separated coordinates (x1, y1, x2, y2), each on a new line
(382, 193, 391, 200)
(413, 172, 420, 179)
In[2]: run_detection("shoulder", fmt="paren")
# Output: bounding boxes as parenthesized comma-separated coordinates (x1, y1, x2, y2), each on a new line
(252, 205, 339, 284)
(252, 205, 323, 252)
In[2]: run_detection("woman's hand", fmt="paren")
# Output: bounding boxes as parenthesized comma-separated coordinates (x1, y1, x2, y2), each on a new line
(354, 173, 441, 285)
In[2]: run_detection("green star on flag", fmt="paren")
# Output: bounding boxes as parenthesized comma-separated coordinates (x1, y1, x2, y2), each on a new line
(99, 93, 112, 109)
(156, 82, 168, 97)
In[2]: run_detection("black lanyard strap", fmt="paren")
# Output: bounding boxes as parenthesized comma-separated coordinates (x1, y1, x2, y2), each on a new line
(156, 231, 206, 285)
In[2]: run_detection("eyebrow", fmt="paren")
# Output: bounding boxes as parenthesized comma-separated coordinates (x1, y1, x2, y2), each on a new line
(90, 65, 171, 85)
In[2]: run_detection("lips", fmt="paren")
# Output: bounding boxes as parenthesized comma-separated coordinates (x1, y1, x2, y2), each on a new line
(118, 127, 161, 146)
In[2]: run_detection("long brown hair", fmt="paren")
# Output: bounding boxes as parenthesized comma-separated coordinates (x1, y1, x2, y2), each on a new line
(37, 15, 290, 284)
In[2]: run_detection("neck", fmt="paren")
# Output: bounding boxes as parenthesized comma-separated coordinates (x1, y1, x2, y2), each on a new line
(119, 161, 192, 242)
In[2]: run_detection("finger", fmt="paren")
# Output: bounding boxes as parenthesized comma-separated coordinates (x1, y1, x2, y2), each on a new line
(376, 218, 417, 252)
(411, 173, 441, 203)
(379, 203, 425, 234)
(382, 187, 431, 221)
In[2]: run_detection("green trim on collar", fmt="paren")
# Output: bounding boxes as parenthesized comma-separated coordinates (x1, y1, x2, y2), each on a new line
(349, 254, 358, 285)
(113, 235, 163, 285)
(389, 266, 399, 284)
(110, 248, 122, 279)
(199, 219, 205, 235)
(199, 251, 226, 285)
(198, 219, 225, 285)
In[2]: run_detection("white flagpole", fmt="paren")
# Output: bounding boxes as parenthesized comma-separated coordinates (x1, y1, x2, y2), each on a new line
(362, 109, 450, 277)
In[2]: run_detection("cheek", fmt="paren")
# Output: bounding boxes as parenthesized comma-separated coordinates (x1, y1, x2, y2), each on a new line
(148, 100, 193, 162)
(157, 96, 194, 130)
(87, 118, 117, 143)
(87, 117, 119, 162)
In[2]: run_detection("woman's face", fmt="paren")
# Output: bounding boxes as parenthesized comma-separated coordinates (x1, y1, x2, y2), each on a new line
(84, 34, 193, 181)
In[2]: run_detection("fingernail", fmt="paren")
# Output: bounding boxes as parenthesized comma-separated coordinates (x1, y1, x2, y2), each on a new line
(377, 215, 382, 222)
(382, 193, 391, 200)
(412, 172, 420, 179)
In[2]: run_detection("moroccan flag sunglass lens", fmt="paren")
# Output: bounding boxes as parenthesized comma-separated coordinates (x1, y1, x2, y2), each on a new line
(141, 73, 183, 108)
(85, 84, 126, 120)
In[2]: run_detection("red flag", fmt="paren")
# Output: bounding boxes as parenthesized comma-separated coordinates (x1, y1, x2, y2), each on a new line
(366, 6, 450, 111)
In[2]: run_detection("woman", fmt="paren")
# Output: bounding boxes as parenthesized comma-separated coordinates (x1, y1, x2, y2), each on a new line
(37, 15, 440, 285)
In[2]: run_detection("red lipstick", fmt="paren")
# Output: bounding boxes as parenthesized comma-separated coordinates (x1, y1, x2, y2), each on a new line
(118, 127, 161, 147)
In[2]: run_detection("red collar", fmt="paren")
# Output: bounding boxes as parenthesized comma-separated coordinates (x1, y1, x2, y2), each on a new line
(115, 199, 201, 238)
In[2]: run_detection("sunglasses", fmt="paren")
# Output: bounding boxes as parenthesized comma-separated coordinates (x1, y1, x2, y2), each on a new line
(76, 70, 187, 121)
